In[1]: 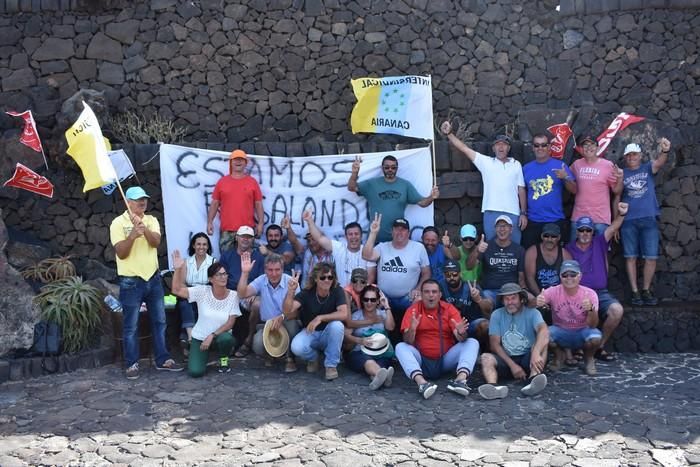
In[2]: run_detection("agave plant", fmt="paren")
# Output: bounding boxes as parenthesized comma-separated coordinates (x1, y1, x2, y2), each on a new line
(34, 276, 103, 353)
(22, 256, 76, 283)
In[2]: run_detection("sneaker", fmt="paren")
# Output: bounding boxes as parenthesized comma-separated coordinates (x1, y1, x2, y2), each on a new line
(325, 367, 338, 381)
(383, 366, 395, 388)
(284, 358, 298, 373)
(446, 379, 470, 397)
(478, 384, 508, 400)
(369, 368, 389, 390)
(125, 363, 140, 380)
(218, 356, 231, 373)
(630, 291, 643, 306)
(521, 373, 547, 396)
(156, 359, 184, 372)
(418, 382, 437, 400)
(306, 359, 319, 373)
(641, 289, 658, 306)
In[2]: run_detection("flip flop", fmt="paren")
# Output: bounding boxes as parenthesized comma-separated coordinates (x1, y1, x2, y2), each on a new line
(565, 358, 579, 367)
(234, 343, 251, 358)
(594, 349, 615, 362)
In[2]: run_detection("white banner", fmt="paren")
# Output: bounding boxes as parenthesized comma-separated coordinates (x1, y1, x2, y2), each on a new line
(159, 144, 435, 262)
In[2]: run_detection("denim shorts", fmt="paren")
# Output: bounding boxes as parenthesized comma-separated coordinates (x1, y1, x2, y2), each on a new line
(621, 216, 659, 259)
(494, 351, 532, 379)
(346, 351, 392, 374)
(596, 289, 620, 321)
(549, 325, 602, 349)
(482, 289, 502, 308)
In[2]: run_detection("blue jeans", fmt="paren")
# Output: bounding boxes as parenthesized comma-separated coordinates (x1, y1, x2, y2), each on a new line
(177, 298, 197, 330)
(483, 211, 521, 244)
(621, 216, 659, 259)
(549, 325, 602, 349)
(395, 338, 480, 381)
(387, 295, 413, 343)
(119, 274, 170, 367)
(290, 320, 344, 368)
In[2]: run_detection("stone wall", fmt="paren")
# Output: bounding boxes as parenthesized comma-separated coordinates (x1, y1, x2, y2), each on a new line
(0, 0, 698, 300)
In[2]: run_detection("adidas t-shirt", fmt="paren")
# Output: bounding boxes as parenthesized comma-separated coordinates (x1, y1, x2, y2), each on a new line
(373, 240, 430, 298)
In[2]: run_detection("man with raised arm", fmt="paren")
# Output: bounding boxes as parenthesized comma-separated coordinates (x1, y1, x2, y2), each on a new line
(347, 155, 439, 242)
(441, 121, 527, 243)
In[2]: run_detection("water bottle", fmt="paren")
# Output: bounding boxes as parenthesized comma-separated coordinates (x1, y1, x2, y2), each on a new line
(104, 294, 122, 313)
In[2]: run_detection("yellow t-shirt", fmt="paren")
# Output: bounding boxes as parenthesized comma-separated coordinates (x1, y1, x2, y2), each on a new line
(110, 211, 160, 280)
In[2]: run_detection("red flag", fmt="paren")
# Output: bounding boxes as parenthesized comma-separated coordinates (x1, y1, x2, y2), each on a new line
(6, 110, 43, 153)
(547, 123, 574, 160)
(3, 163, 54, 198)
(575, 113, 646, 157)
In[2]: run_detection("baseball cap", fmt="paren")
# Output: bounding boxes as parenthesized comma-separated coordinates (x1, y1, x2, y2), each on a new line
(494, 215, 513, 226)
(125, 186, 150, 200)
(443, 260, 460, 273)
(351, 268, 368, 281)
(560, 260, 581, 275)
(577, 135, 597, 146)
(422, 226, 439, 236)
(392, 218, 410, 230)
(575, 217, 594, 230)
(460, 224, 477, 239)
(229, 149, 247, 159)
(624, 143, 642, 155)
(493, 134, 512, 145)
(541, 223, 561, 236)
(236, 225, 255, 236)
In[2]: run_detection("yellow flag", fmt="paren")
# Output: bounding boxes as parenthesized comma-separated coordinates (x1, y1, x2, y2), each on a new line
(65, 102, 117, 191)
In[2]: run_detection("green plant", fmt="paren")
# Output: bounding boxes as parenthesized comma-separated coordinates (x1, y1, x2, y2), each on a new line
(22, 256, 76, 283)
(109, 111, 187, 144)
(34, 276, 104, 353)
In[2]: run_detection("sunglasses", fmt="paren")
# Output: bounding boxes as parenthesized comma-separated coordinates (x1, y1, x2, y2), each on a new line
(542, 234, 559, 239)
(318, 274, 334, 281)
(461, 237, 475, 242)
(362, 297, 378, 303)
(352, 278, 367, 284)
(560, 272, 579, 278)
(577, 228, 593, 233)
(533, 143, 549, 148)
(445, 271, 460, 277)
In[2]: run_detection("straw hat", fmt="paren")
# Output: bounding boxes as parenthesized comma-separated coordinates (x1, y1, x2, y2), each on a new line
(262, 319, 290, 358)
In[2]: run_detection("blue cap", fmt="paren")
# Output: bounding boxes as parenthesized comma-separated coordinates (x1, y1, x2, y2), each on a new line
(575, 217, 594, 230)
(460, 224, 477, 239)
(125, 186, 150, 200)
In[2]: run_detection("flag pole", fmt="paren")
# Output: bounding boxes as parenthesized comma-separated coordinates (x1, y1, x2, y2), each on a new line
(429, 74, 437, 187)
(114, 177, 134, 217)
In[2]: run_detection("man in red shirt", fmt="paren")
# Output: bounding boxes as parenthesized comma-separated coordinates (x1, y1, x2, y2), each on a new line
(394, 280, 480, 399)
(207, 149, 264, 253)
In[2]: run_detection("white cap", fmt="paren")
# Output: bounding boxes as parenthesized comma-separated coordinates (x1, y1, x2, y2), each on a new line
(236, 225, 255, 236)
(624, 143, 642, 155)
(494, 215, 513, 226)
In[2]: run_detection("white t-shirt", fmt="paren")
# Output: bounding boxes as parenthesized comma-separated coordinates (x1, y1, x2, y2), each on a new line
(373, 240, 429, 298)
(472, 152, 525, 215)
(188, 285, 241, 341)
(331, 239, 374, 287)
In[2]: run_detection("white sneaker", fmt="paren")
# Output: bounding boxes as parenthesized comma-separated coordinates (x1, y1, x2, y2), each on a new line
(383, 367, 395, 388)
(369, 368, 388, 390)
(478, 384, 508, 400)
(521, 374, 547, 396)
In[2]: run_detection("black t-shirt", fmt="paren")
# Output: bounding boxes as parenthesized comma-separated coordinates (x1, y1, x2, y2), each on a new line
(480, 241, 525, 290)
(294, 286, 347, 331)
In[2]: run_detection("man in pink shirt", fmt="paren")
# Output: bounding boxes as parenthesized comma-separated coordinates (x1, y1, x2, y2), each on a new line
(537, 260, 602, 376)
(569, 135, 623, 242)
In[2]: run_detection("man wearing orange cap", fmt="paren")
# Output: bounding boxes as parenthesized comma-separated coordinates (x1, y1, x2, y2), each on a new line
(207, 149, 264, 253)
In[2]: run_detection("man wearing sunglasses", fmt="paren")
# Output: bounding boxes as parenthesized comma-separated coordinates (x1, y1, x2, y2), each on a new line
(566, 203, 628, 362)
(524, 223, 573, 309)
(441, 121, 527, 244)
(521, 134, 577, 249)
(348, 155, 439, 243)
(536, 260, 602, 376)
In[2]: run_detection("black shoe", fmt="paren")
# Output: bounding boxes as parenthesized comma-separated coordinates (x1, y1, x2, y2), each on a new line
(630, 291, 643, 306)
(641, 289, 658, 306)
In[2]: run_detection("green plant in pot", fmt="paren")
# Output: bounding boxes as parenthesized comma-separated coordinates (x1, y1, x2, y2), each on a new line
(33, 276, 104, 353)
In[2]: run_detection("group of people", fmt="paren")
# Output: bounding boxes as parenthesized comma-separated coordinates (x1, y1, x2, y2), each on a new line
(109, 125, 671, 400)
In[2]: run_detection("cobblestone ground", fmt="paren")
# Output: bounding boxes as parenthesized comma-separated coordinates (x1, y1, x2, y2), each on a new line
(0, 352, 698, 466)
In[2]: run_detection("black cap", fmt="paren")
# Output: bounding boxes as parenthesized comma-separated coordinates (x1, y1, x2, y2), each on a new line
(392, 218, 410, 230)
(493, 134, 512, 145)
(443, 260, 460, 273)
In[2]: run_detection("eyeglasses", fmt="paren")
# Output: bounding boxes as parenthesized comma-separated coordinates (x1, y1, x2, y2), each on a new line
(533, 143, 549, 148)
(577, 228, 593, 233)
(444, 272, 460, 278)
(560, 272, 579, 278)
(214, 271, 228, 277)
(461, 237, 475, 242)
(542, 234, 559, 239)
(318, 274, 334, 281)
(362, 297, 378, 303)
(352, 278, 367, 284)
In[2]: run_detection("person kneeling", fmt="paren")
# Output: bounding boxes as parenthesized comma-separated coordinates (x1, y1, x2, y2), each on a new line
(478, 283, 549, 399)
(395, 280, 479, 400)
(537, 260, 602, 376)
(171, 250, 239, 377)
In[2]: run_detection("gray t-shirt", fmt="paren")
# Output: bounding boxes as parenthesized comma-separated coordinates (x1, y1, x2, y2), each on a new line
(373, 240, 429, 298)
(489, 306, 544, 357)
(358, 177, 423, 242)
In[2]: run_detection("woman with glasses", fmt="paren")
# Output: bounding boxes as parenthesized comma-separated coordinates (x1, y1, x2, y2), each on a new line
(176, 232, 216, 350)
(283, 262, 349, 380)
(344, 268, 369, 312)
(449, 224, 482, 283)
(344, 285, 396, 390)
(171, 250, 240, 377)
